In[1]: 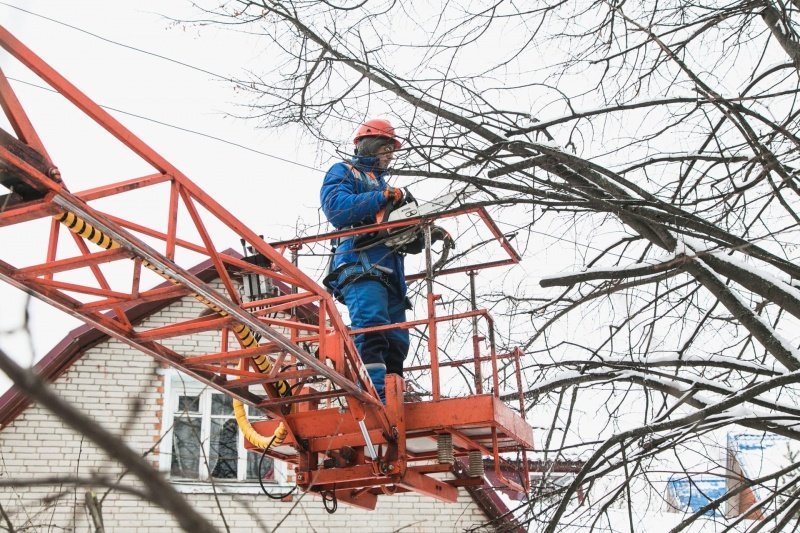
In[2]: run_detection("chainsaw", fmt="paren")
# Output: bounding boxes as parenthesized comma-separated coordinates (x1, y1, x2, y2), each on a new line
(381, 189, 460, 254)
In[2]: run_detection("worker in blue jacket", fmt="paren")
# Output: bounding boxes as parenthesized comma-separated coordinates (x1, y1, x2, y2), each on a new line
(321, 118, 409, 402)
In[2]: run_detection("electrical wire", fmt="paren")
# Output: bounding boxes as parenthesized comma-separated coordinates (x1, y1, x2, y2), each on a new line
(257, 447, 297, 500)
(3, 2, 618, 266)
(4, 76, 321, 173)
(0, 1, 325, 173)
(0, 1, 233, 83)
(321, 489, 338, 514)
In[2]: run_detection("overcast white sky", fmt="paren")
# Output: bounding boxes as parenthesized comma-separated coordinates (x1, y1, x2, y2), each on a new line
(0, 1, 339, 389)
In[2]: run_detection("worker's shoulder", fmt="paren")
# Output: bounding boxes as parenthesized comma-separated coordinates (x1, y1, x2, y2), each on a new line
(323, 161, 355, 181)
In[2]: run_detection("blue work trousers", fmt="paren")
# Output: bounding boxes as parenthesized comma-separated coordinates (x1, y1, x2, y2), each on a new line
(341, 278, 409, 376)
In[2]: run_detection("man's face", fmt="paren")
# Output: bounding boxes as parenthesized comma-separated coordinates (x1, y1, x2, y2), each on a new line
(376, 143, 395, 169)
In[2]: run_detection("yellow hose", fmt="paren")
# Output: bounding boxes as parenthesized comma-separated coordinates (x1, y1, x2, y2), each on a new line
(55, 211, 289, 451)
(234, 401, 288, 449)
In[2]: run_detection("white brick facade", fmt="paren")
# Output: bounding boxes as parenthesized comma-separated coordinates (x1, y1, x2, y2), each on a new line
(0, 292, 491, 532)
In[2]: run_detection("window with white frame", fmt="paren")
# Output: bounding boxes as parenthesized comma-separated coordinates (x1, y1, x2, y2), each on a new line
(163, 373, 277, 483)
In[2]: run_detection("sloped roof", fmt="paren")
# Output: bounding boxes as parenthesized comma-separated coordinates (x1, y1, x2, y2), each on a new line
(728, 432, 798, 504)
(667, 477, 726, 516)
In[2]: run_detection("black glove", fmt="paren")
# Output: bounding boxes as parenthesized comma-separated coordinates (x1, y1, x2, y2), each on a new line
(383, 187, 404, 206)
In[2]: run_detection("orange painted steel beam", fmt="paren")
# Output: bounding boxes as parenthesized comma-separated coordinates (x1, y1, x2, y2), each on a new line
(165, 180, 179, 260)
(16, 247, 131, 278)
(257, 389, 346, 407)
(302, 463, 459, 505)
(77, 284, 190, 312)
(349, 309, 487, 335)
(68, 231, 132, 328)
(242, 291, 319, 312)
(0, 195, 59, 226)
(0, 143, 60, 196)
(405, 258, 518, 281)
(298, 463, 382, 488)
(260, 315, 320, 332)
(249, 394, 534, 449)
(409, 464, 453, 475)
(188, 365, 317, 385)
(28, 276, 132, 299)
(303, 428, 387, 454)
(447, 428, 494, 456)
(249, 426, 390, 454)
(251, 298, 322, 320)
(404, 351, 519, 372)
(269, 204, 521, 281)
(75, 172, 170, 202)
(134, 314, 235, 341)
(249, 405, 389, 442)
(0, 66, 51, 163)
(270, 205, 482, 251)
(188, 364, 275, 380)
(397, 467, 458, 503)
(212, 367, 319, 385)
(220, 254, 316, 292)
(99, 211, 209, 256)
(178, 186, 240, 306)
(182, 344, 286, 366)
(334, 489, 378, 511)
(308, 477, 395, 494)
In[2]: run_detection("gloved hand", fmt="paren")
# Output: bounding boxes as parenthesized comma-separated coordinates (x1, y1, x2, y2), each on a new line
(383, 187, 404, 206)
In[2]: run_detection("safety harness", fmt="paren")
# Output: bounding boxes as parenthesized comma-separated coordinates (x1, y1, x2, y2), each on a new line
(321, 165, 390, 299)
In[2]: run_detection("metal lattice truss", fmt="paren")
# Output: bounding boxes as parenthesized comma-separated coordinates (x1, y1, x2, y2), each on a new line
(0, 25, 533, 509)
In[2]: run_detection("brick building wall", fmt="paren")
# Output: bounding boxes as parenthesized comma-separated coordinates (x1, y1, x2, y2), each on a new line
(0, 292, 491, 532)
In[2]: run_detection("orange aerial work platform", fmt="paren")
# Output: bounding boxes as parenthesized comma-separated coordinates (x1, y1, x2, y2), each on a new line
(0, 25, 533, 511)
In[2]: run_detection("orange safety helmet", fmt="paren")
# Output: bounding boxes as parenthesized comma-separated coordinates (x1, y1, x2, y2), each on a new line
(353, 118, 401, 149)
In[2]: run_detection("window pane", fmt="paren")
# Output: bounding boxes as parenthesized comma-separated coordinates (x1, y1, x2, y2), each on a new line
(176, 395, 200, 414)
(211, 394, 233, 416)
(247, 404, 265, 418)
(247, 450, 275, 482)
(209, 418, 238, 479)
(170, 417, 202, 479)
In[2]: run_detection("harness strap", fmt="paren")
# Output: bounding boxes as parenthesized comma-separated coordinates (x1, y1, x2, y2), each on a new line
(321, 163, 396, 300)
(325, 164, 372, 275)
(347, 163, 378, 184)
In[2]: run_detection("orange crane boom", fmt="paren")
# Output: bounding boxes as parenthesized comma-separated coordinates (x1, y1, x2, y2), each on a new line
(0, 25, 533, 511)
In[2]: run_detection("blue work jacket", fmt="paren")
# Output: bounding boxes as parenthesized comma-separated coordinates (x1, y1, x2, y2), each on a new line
(320, 155, 406, 295)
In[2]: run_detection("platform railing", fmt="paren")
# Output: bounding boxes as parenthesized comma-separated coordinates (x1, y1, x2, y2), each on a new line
(277, 215, 531, 495)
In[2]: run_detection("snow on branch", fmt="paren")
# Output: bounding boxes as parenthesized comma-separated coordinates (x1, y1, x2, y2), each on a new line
(540, 255, 687, 287)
